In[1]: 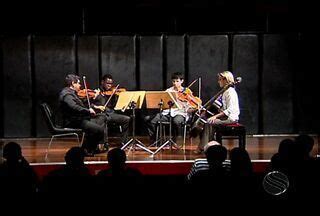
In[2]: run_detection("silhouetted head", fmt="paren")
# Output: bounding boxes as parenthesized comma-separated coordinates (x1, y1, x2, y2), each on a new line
(107, 148, 126, 169)
(278, 139, 293, 158)
(205, 145, 227, 167)
(230, 147, 253, 176)
(65, 147, 85, 168)
(204, 140, 221, 152)
(295, 134, 314, 158)
(3, 142, 22, 162)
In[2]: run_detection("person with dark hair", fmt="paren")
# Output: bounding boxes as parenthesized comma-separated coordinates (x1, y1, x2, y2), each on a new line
(146, 72, 197, 145)
(96, 148, 142, 188)
(270, 138, 293, 173)
(189, 144, 230, 184)
(295, 134, 315, 160)
(230, 147, 253, 177)
(0, 142, 38, 195)
(91, 74, 130, 145)
(40, 147, 92, 195)
(187, 141, 230, 181)
(59, 74, 108, 156)
(229, 147, 257, 201)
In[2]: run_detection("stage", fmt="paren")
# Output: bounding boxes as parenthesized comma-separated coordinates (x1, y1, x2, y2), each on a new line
(1, 135, 318, 178)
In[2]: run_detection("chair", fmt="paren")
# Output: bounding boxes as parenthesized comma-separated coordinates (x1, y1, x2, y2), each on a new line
(155, 120, 189, 148)
(215, 122, 246, 149)
(40, 103, 85, 159)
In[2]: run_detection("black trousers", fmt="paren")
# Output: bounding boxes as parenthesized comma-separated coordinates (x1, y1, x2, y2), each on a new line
(105, 111, 130, 144)
(68, 115, 107, 153)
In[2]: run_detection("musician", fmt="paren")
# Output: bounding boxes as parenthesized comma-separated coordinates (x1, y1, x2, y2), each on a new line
(146, 72, 196, 145)
(196, 71, 240, 153)
(59, 74, 108, 156)
(92, 74, 130, 145)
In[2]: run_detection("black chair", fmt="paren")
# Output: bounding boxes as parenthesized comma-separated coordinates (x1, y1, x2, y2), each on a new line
(40, 103, 85, 159)
(215, 122, 246, 149)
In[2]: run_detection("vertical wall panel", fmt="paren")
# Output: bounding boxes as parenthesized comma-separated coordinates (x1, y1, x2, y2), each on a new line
(166, 36, 185, 88)
(34, 36, 75, 137)
(188, 35, 229, 102)
(0, 38, 3, 138)
(233, 35, 259, 134)
(139, 36, 163, 90)
(101, 36, 136, 90)
(78, 35, 100, 88)
(262, 34, 293, 133)
(2, 36, 32, 137)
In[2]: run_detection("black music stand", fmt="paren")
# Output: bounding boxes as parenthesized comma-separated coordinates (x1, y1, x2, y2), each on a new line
(152, 100, 180, 155)
(145, 91, 180, 148)
(119, 91, 154, 155)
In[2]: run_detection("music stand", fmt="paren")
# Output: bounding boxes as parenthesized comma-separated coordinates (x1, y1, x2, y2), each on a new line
(145, 91, 180, 148)
(116, 91, 154, 155)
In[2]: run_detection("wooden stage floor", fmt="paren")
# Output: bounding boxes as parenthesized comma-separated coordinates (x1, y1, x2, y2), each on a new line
(1, 135, 319, 164)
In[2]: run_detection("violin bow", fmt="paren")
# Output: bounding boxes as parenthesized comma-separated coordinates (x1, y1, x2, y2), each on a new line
(103, 84, 120, 110)
(201, 77, 242, 113)
(186, 77, 202, 110)
(82, 76, 91, 109)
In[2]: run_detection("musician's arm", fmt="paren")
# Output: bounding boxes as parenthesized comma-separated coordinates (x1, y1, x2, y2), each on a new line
(64, 94, 90, 114)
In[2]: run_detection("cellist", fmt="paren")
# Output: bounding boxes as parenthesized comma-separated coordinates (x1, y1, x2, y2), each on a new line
(195, 71, 240, 154)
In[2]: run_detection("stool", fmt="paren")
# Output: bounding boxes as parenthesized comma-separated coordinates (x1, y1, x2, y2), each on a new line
(215, 123, 246, 149)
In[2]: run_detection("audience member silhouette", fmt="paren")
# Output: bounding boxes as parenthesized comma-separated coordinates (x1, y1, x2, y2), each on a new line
(0, 142, 38, 196)
(187, 141, 231, 181)
(270, 138, 293, 174)
(295, 134, 315, 160)
(40, 147, 92, 195)
(96, 148, 142, 186)
(269, 135, 318, 201)
(230, 147, 253, 177)
(189, 145, 230, 197)
(229, 147, 258, 200)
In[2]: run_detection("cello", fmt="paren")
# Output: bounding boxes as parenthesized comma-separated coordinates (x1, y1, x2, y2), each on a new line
(189, 77, 242, 137)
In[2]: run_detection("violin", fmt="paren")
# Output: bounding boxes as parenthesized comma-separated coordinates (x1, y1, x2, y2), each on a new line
(177, 88, 202, 109)
(101, 87, 126, 96)
(77, 89, 97, 99)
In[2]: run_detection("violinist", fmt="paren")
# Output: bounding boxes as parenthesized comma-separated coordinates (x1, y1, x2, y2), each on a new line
(146, 72, 197, 145)
(195, 71, 240, 154)
(92, 74, 130, 145)
(59, 74, 108, 156)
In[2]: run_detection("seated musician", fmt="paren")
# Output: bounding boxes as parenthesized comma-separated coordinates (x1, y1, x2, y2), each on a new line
(196, 71, 240, 153)
(146, 72, 198, 146)
(59, 74, 108, 156)
(92, 74, 130, 145)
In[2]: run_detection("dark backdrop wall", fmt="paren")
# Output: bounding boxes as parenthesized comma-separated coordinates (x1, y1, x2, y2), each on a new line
(0, 2, 318, 137)
(1, 33, 317, 138)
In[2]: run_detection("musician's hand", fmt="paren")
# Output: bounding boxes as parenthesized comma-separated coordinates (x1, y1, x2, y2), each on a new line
(89, 108, 96, 115)
(207, 116, 217, 124)
(94, 105, 105, 112)
(187, 108, 196, 114)
(93, 89, 100, 99)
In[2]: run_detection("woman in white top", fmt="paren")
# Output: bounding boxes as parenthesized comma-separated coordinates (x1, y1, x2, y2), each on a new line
(197, 71, 240, 153)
